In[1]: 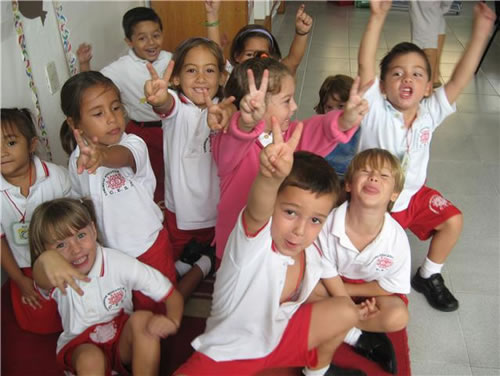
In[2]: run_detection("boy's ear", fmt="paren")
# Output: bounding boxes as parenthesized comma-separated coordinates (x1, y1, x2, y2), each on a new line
(172, 75, 181, 87)
(29, 137, 39, 154)
(390, 191, 400, 203)
(423, 81, 432, 97)
(379, 80, 386, 95)
(344, 181, 352, 193)
(124, 37, 133, 48)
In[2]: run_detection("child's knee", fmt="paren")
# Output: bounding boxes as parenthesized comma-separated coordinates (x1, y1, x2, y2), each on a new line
(129, 310, 154, 331)
(328, 297, 359, 328)
(383, 305, 409, 332)
(73, 344, 107, 374)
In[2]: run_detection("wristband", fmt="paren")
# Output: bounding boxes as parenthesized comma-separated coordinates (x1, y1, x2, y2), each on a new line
(205, 20, 220, 27)
(295, 29, 309, 36)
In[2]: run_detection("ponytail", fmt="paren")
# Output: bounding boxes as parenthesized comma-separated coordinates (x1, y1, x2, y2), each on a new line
(60, 120, 76, 155)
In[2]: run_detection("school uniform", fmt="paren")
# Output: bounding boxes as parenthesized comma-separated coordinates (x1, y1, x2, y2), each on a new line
(176, 210, 336, 374)
(1, 156, 72, 333)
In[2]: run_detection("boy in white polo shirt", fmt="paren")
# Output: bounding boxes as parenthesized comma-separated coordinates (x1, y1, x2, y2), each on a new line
(318, 148, 411, 375)
(77, 7, 172, 202)
(175, 121, 377, 376)
(356, 0, 496, 312)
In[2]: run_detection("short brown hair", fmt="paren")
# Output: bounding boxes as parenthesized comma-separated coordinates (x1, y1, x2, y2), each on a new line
(29, 198, 97, 266)
(314, 75, 354, 114)
(279, 151, 341, 210)
(344, 149, 405, 211)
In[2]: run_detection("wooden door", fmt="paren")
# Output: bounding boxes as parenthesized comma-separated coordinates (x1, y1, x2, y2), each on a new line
(151, 1, 249, 57)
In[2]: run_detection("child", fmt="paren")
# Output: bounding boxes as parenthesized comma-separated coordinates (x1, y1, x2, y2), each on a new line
(30, 197, 183, 376)
(315, 75, 361, 178)
(175, 120, 375, 376)
(318, 149, 411, 375)
(1, 108, 72, 334)
(210, 56, 369, 261)
(225, 3, 312, 76)
(77, 7, 172, 202)
(59, 71, 212, 310)
(144, 37, 225, 261)
(356, 0, 496, 312)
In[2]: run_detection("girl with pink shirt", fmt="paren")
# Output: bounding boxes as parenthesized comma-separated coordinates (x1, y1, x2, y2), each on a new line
(209, 56, 370, 261)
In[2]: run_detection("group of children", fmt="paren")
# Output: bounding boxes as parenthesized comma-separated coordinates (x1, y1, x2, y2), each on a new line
(1, 0, 496, 375)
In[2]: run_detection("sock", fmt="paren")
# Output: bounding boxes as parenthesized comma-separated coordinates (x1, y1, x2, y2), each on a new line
(344, 326, 362, 346)
(302, 365, 330, 376)
(175, 260, 192, 277)
(194, 255, 212, 278)
(420, 257, 443, 279)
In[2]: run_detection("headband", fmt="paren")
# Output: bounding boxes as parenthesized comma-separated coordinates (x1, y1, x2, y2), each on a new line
(238, 28, 274, 49)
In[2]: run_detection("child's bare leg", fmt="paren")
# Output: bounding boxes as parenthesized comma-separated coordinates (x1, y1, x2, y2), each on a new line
(308, 297, 358, 369)
(119, 311, 161, 376)
(356, 296, 408, 333)
(428, 213, 463, 264)
(72, 343, 107, 376)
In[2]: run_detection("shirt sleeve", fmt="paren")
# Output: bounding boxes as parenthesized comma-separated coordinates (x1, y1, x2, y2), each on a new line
(68, 150, 83, 197)
(421, 86, 457, 131)
(119, 134, 150, 180)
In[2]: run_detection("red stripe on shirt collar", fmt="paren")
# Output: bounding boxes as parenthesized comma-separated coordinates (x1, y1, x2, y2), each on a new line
(312, 242, 324, 257)
(41, 161, 50, 177)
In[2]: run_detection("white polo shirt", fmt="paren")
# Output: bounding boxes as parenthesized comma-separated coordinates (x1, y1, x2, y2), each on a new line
(317, 202, 411, 294)
(39, 246, 173, 354)
(192, 210, 337, 361)
(101, 49, 172, 122)
(161, 90, 220, 230)
(357, 78, 456, 212)
(68, 133, 163, 258)
(1, 157, 73, 268)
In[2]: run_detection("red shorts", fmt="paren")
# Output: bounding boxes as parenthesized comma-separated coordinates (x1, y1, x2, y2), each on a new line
(126, 120, 164, 204)
(10, 267, 62, 334)
(341, 277, 409, 306)
(174, 304, 317, 375)
(391, 185, 461, 240)
(164, 208, 215, 260)
(57, 310, 130, 376)
(133, 228, 176, 314)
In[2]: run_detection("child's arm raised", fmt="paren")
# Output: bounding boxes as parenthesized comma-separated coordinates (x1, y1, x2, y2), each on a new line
(281, 4, 313, 76)
(204, 91, 236, 133)
(205, 0, 222, 48)
(244, 118, 303, 234)
(358, 0, 392, 87)
(73, 129, 136, 175)
(238, 69, 269, 132)
(77, 43, 92, 73)
(338, 76, 370, 131)
(444, 3, 496, 104)
(145, 60, 175, 115)
(32, 250, 90, 296)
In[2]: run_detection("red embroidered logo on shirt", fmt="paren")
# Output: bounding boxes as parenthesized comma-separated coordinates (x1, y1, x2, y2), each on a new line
(103, 287, 126, 311)
(418, 127, 431, 146)
(102, 170, 132, 196)
(429, 194, 450, 214)
(375, 254, 394, 271)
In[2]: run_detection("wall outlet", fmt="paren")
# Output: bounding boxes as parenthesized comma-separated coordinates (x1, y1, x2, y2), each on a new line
(45, 61, 59, 94)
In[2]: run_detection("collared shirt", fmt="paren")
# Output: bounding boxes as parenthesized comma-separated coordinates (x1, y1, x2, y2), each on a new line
(101, 49, 172, 122)
(69, 133, 163, 258)
(161, 90, 220, 230)
(39, 246, 173, 353)
(357, 78, 456, 212)
(1, 157, 72, 267)
(317, 202, 411, 294)
(192, 209, 336, 361)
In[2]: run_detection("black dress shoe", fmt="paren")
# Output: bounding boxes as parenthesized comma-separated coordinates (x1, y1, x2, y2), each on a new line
(180, 239, 205, 265)
(411, 268, 459, 312)
(353, 331, 397, 375)
(324, 363, 366, 376)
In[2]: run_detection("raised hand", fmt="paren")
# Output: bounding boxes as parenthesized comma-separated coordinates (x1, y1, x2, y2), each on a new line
(73, 129, 105, 175)
(147, 314, 179, 338)
(204, 0, 221, 17)
(18, 276, 42, 309)
(144, 60, 174, 108)
(37, 250, 90, 296)
(370, 0, 392, 16)
(473, 2, 496, 36)
(339, 76, 371, 130)
(239, 69, 269, 128)
(205, 91, 236, 133)
(260, 116, 303, 179)
(77, 43, 92, 67)
(295, 4, 313, 35)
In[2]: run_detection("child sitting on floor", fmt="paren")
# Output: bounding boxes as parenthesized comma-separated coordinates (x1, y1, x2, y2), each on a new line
(175, 119, 376, 376)
(318, 148, 411, 375)
(31, 197, 183, 376)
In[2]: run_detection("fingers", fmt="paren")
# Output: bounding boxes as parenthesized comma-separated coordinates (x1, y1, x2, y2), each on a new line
(163, 60, 175, 82)
(247, 69, 257, 93)
(270, 116, 284, 145)
(296, 3, 305, 18)
(204, 89, 214, 108)
(259, 69, 269, 95)
(349, 76, 361, 99)
(222, 96, 236, 106)
(146, 62, 160, 80)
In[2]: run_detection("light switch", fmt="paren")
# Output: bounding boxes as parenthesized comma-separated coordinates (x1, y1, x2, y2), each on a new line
(45, 61, 59, 94)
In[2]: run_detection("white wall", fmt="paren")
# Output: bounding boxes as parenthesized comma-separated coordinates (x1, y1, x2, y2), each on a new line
(1, 0, 142, 166)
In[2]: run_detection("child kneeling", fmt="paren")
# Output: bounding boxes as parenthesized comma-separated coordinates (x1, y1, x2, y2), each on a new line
(175, 120, 376, 376)
(31, 198, 183, 376)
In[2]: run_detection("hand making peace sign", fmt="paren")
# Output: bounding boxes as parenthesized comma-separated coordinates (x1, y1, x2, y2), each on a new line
(340, 76, 373, 129)
(239, 69, 269, 127)
(144, 60, 175, 108)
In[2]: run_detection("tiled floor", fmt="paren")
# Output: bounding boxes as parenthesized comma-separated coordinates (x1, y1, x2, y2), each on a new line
(272, 2, 500, 375)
